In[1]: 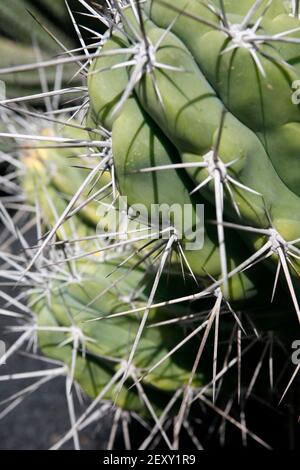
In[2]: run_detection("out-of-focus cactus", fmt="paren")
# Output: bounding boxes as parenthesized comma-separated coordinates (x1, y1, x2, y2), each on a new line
(34, 256, 205, 405)
(0, 0, 74, 50)
(0, 38, 78, 103)
(21, 124, 112, 240)
(0, 0, 105, 101)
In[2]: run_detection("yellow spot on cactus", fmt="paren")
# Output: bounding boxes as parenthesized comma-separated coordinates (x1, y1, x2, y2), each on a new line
(274, 218, 300, 242)
(22, 128, 52, 172)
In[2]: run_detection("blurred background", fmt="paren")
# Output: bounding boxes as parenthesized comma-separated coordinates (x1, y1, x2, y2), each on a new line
(0, 0, 299, 450)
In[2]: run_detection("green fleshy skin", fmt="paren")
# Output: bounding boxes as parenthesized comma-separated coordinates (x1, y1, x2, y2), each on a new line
(88, 35, 265, 301)
(87, 18, 300, 303)
(36, 305, 149, 413)
(20, 123, 113, 240)
(112, 97, 262, 299)
(87, 33, 130, 132)
(32, 257, 205, 412)
(144, 0, 300, 197)
(127, 14, 300, 240)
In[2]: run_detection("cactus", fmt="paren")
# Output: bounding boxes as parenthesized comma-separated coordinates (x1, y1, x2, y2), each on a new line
(0, 0, 299, 450)
(0, 0, 105, 102)
(88, 1, 300, 315)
